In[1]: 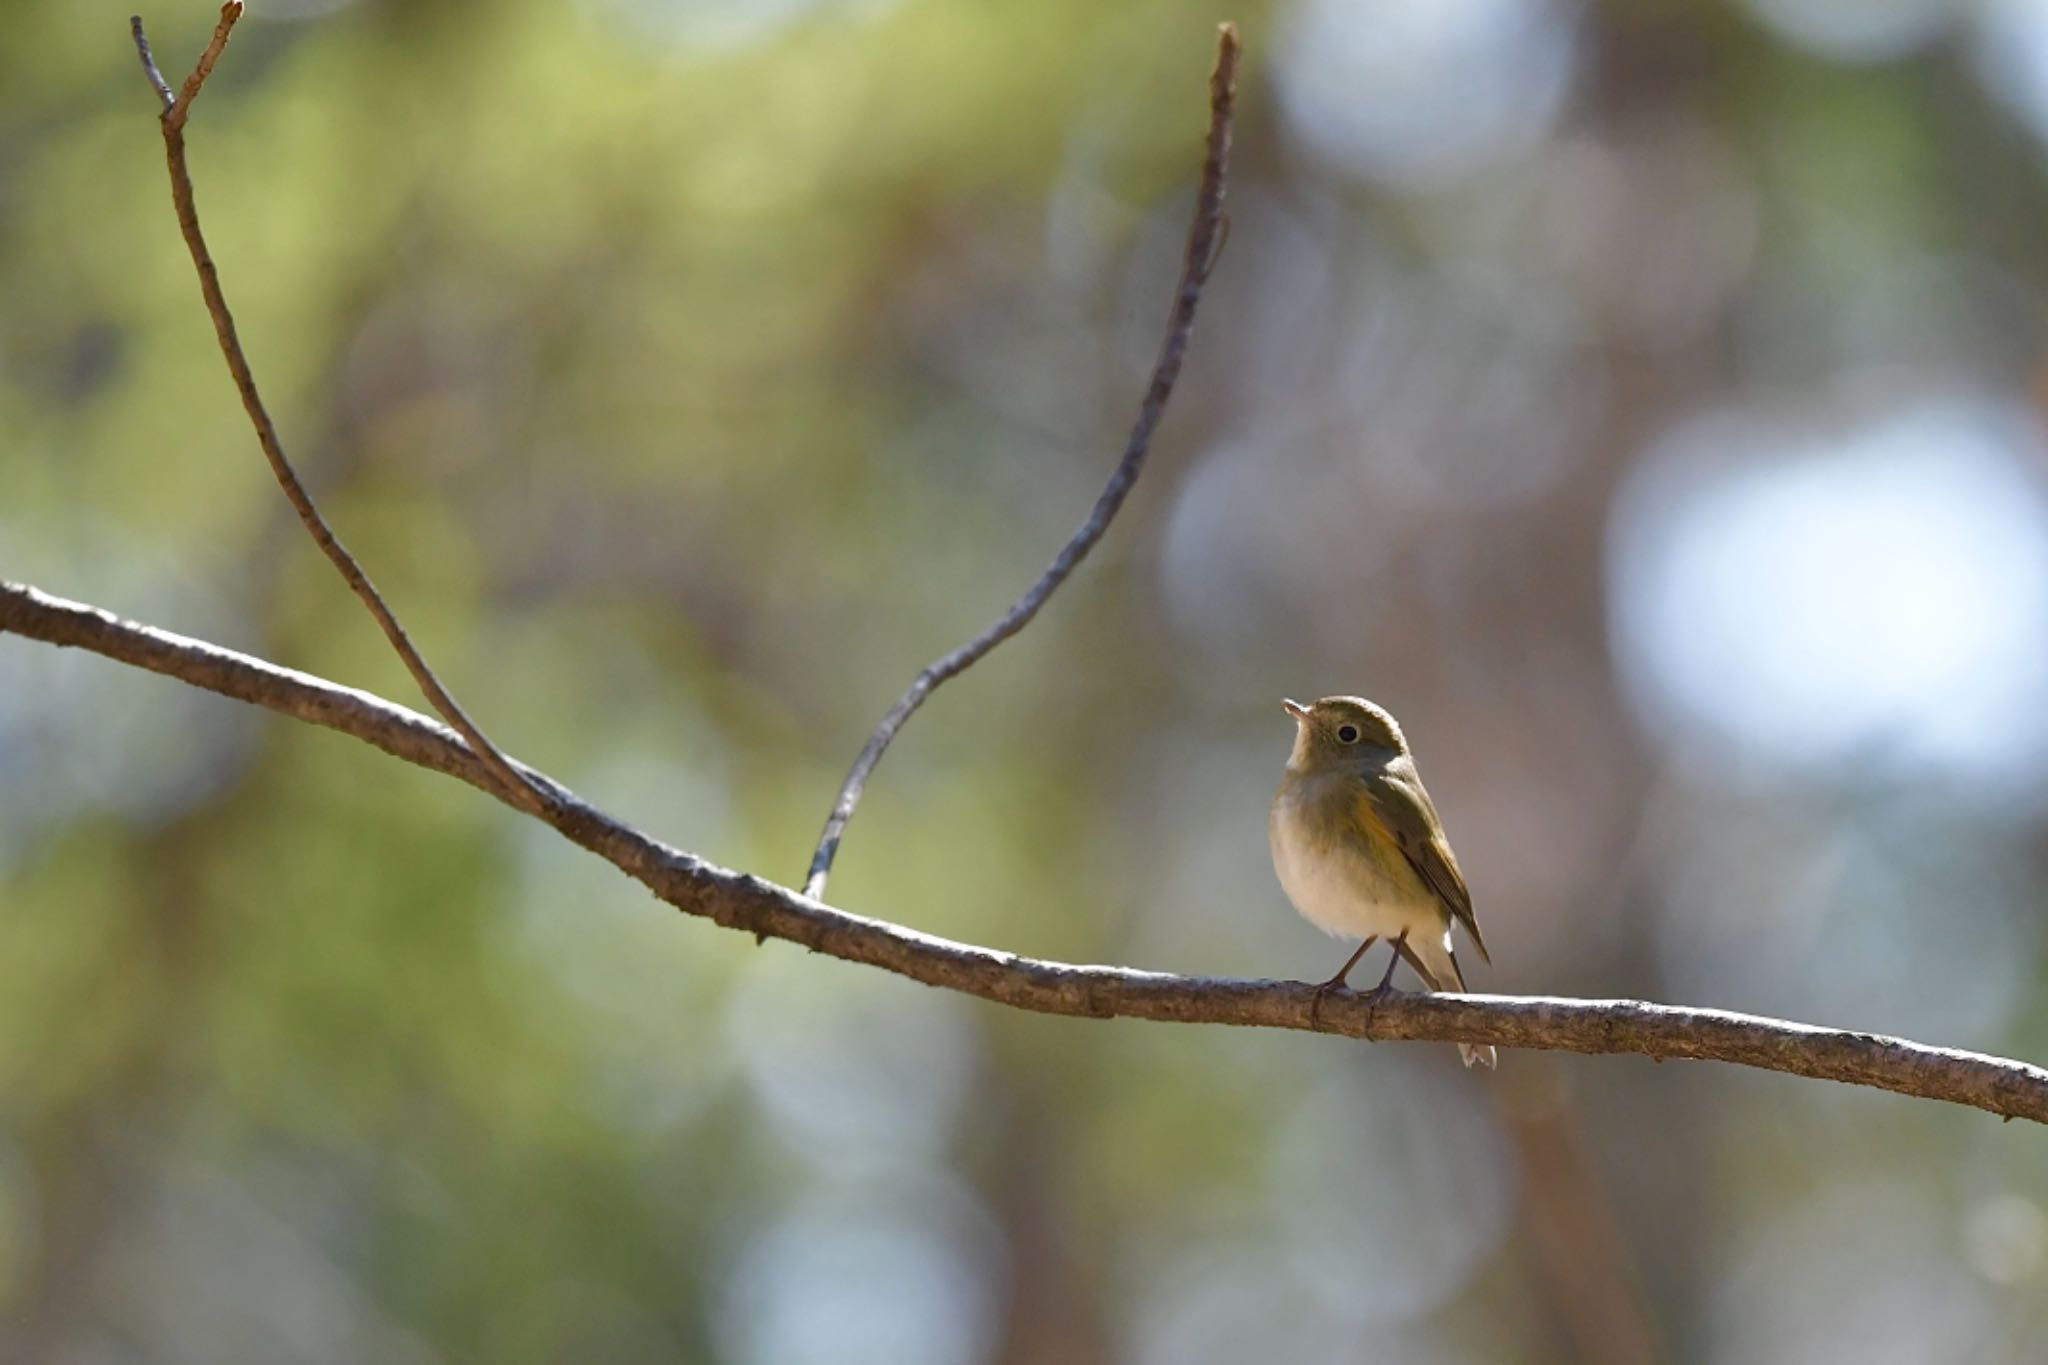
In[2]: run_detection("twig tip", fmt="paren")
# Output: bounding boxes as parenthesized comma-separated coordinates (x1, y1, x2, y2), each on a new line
(130, 13, 177, 113)
(1210, 22, 1242, 108)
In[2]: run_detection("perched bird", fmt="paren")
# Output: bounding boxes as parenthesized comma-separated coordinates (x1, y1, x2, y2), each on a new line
(1268, 696, 1495, 1068)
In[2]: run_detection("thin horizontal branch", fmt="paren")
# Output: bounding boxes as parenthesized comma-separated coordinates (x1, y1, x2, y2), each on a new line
(130, 3, 546, 818)
(8, 578, 2047, 1126)
(803, 24, 1241, 899)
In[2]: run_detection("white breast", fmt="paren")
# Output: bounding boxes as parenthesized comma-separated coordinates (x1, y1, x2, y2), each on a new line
(1269, 785, 1436, 943)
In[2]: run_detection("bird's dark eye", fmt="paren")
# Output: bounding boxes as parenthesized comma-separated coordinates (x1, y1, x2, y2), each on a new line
(1336, 724, 1360, 744)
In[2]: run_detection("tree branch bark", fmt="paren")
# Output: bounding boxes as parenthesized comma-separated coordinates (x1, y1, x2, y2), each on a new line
(8, 578, 2046, 1126)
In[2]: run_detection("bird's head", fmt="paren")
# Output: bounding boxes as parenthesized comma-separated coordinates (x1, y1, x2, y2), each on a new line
(1281, 695, 1408, 773)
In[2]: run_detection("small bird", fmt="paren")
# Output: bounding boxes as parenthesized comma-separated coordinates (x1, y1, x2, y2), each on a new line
(1269, 696, 1495, 1068)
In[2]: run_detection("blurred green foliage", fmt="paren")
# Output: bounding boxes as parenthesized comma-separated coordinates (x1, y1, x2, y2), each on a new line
(8, 0, 2048, 1361)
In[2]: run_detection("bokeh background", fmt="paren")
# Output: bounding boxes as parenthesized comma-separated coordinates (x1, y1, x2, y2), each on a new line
(6, 0, 2048, 1359)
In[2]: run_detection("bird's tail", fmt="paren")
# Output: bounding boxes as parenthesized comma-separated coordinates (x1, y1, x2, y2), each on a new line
(1405, 930, 1497, 1070)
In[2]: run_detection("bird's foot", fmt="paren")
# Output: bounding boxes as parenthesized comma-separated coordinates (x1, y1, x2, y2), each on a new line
(1307, 973, 1350, 1028)
(1359, 979, 1407, 1034)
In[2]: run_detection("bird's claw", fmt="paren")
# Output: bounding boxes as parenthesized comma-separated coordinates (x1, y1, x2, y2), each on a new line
(1307, 975, 1348, 1028)
(1360, 980, 1406, 1034)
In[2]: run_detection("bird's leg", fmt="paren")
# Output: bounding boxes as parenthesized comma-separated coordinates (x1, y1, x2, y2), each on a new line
(1359, 931, 1413, 1034)
(1392, 935, 1436, 990)
(1316, 937, 1377, 992)
(1308, 936, 1375, 1026)
(1366, 931, 1409, 1000)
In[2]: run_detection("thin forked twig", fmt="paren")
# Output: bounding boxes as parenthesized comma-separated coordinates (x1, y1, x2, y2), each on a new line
(804, 24, 1241, 899)
(128, 3, 547, 817)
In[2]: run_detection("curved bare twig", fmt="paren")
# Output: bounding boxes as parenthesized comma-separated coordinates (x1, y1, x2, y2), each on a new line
(129, 3, 547, 817)
(803, 25, 1241, 898)
(8, 578, 2046, 1127)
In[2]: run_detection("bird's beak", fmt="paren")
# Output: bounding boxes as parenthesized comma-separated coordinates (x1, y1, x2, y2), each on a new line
(1282, 698, 1310, 723)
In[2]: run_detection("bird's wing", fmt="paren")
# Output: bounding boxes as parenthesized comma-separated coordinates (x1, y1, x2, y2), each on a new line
(1354, 762, 1490, 964)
